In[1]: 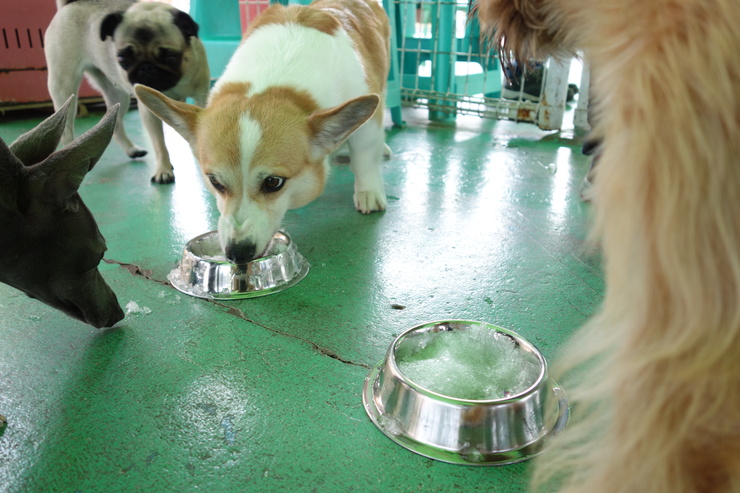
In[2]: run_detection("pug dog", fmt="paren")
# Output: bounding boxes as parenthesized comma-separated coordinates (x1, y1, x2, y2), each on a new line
(45, 0, 211, 183)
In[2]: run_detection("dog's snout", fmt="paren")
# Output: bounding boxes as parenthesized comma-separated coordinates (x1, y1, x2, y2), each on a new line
(131, 63, 179, 92)
(225, 242, 257, 264)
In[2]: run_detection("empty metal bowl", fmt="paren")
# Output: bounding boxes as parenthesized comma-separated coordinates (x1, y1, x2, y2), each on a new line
(168, 230, 309, 300)
(362, 320, 569, 466)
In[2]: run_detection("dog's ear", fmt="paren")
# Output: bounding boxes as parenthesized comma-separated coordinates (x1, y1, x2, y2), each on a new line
(134, 84, 202, 147)
(10, 95, 75, 167)
(0, 136, 23, 213)
(100, 11, 124, 41)
(0, 95, 78, 213)
(171, 9, 199, 43)
(30, 104, 119, 206)
(307, 94, 379, 160)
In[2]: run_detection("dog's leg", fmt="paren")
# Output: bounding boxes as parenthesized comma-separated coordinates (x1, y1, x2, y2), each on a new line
(347, 121, 387, 214)
(383, 143, 392, 159)
(44, 23, 83, 147)
(86, 68, 147, 159)
(47, 63, 83, 146)
(191, 88, 209, 109)
(137, 101, 175, 184)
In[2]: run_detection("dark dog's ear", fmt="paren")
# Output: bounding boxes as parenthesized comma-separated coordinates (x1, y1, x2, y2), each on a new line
(10, 95, 75, 167)
(100, 11, 124, 41)
(0, 137, 23, 213)
(33, 104, 119, 206)
(171, 9, 199, 43)
(1, 95, 77, 212)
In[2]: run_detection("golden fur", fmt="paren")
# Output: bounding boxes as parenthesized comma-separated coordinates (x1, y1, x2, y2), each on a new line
(474, 0, 740, 491)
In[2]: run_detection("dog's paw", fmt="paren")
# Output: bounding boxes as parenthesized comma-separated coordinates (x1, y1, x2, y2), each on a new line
(354, 190, 387, 214)
(127, 146, 147, 159)
(151, 169, 175, 184)
(383, 143, 392, 159)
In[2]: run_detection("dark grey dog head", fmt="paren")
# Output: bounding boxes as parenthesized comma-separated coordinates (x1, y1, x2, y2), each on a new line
(100, 2, 200, 92)
(0, 96, 124, 328)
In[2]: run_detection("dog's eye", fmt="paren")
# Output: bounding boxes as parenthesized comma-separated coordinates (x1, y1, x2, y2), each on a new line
(117, 47, 135, 70)
(208, 174, 227, 194)
(261, 176, 286, 193)
(159, 48, 181, 67)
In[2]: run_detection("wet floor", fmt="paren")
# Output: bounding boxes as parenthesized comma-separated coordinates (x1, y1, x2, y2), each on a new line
(0, 103, 603, 491)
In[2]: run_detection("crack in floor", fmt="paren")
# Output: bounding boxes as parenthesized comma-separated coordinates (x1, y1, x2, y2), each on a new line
(107, 257, 370, 370)
(216, 302, 371, 369)
(103, 258, 167, 285)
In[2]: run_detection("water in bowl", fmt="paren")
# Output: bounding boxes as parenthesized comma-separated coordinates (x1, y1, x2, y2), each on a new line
(395, 324, 541, 400)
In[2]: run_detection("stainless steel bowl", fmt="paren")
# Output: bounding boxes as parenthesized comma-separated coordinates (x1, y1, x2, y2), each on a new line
(362, 320, 569, 466)
(168, 230, 309, 299)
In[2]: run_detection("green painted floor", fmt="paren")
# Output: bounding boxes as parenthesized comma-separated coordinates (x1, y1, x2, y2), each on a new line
(0, 104, 603, 492)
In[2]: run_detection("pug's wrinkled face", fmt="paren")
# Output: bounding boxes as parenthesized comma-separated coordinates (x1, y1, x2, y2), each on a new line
(100, 3, 199, 92)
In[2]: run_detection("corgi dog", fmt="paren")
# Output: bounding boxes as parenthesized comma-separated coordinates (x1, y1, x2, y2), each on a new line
(135, 0, 390, 262)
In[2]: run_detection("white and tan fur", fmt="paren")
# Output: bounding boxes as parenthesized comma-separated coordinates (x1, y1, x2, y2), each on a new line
(135, 0, 390, 262)
(474, 0, 740, 491)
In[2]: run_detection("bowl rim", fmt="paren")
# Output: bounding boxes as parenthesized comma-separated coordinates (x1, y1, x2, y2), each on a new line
(389, 320, 548, 403)
(184, 229, 293, 265)
(362, 320, 570, 466)
(168, 229, 310, 300)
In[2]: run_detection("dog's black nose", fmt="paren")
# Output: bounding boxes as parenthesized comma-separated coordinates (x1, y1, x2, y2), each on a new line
(132, 63, 178, 92)
(225, 242, 257, 264)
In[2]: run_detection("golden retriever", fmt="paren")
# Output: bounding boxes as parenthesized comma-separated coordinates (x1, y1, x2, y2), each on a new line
(473, 1, 740, 491)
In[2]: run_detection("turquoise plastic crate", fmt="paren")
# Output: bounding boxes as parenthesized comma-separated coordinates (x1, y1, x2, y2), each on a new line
(190, 0, 242, 79)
